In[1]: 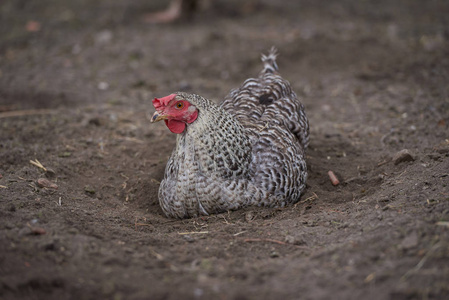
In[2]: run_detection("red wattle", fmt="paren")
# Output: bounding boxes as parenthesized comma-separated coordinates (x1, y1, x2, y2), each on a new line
(165, 119, 186, 134)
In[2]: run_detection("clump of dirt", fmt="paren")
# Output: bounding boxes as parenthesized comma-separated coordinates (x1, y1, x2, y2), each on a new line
(1, 0, 448, 299)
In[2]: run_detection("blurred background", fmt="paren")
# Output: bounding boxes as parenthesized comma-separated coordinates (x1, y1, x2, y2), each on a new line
(1, 0, 447, 110)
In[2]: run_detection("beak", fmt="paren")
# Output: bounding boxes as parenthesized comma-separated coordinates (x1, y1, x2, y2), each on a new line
(150, 111, 168, 123)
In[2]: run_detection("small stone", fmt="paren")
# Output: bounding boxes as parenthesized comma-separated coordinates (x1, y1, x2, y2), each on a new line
(84, 185, 96, 194)
(37, 178, 58, 189)
(307, 220, 317, 227)
(401, 232, 418, 250)
(98, 81, 109, 90)
(378, 196, 391, 203)
(26, 20, 41, 32)
(427, 153, 442, 161)
(270, 251, 280, 258)
(31, 227, 46, 235)
(95, 30, 112, 44)
(285, 234, 307, 245)
(58, 152, 72, 158)
(393, 149, 415, 165)
(285, 235, 295, 244)
(183, 235, 195, 243)
(123, 247, 134, 254)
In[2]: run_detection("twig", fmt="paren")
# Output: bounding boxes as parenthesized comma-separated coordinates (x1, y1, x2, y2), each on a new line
(120, 173, 129, 190)
(436, 221, 449, 227)
(377, 159, 391, 167)
(243, 238, 308, 249)
(396, 170, 407, 178)
(150, 178, 161, 185)
(192, 219, 208, 230)
(233, 231, 247, 236)
(0, 185, 7, 189)
(148, 247, 164, 260)
(220, 214, 234, 225)
(178, 231, 209, 235)
(380, 128, 396, 147)
(0, 109, 56, 119)
(303, 192, 318, 203)
(30, 159, 47, 172)
(294, 192, 318, 207)
(134, 216, 154, 230)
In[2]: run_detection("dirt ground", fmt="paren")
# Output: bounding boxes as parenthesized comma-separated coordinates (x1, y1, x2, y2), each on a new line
(1, 0, 448, 299)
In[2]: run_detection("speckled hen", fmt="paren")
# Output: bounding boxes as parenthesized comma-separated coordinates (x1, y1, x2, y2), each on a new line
(150, 48, 309, 218)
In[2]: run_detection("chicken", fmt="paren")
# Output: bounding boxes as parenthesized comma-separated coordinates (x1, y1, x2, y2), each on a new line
(150, 48, 309, 218)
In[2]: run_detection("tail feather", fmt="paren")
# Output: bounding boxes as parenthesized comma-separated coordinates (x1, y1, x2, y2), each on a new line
(261, 46, 279, 74)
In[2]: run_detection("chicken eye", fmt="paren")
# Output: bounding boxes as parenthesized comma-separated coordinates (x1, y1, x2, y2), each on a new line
(175, 102, 184, 109)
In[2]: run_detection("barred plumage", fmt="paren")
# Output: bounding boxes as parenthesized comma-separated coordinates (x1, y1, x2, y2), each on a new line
(152, 48, 309, 218)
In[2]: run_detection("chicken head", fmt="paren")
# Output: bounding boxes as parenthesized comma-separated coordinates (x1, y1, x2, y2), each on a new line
(151, 93, 198, 134)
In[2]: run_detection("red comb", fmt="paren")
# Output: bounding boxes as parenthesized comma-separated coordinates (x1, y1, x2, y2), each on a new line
(153, 94, 176, 109)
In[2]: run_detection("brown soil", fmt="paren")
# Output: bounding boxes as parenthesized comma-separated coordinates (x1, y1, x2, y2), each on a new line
(1, 1, 448, 299)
